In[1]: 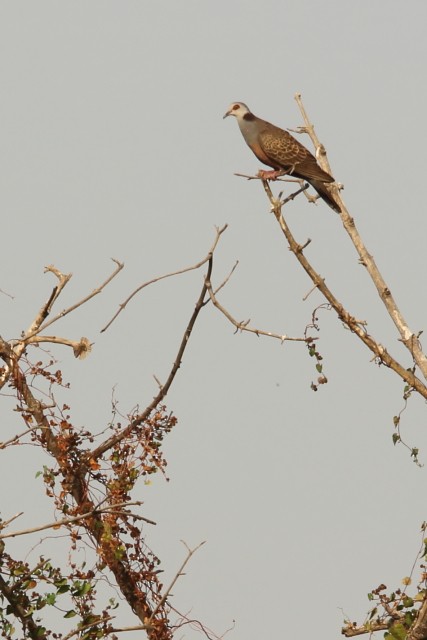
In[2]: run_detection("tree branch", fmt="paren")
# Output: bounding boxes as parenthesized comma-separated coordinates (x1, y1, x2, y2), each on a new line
(0, 502, 155, 540)
(148, 541, 206, 624)
(204, 265, 312, 343)
(408, 598, 427, 640)
(101, 225, 228, 332)
(88, 250, 215, 461)
(294, 93, 427, 382)
(0, 572, 48, 640)
(260, 179, 427, 400)
(38, 258, 124, 334)
(341, 620, 390, 637)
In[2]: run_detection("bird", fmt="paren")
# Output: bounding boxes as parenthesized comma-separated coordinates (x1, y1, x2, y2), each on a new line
(223, 102, 340, 212)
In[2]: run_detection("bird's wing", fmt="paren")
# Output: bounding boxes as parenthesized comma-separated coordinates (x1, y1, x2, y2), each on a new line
(259, 124, 306, 167)
(259, 123, 333, 183)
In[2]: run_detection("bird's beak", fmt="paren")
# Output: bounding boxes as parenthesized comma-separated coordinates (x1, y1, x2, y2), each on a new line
(223, 109, 231, 119)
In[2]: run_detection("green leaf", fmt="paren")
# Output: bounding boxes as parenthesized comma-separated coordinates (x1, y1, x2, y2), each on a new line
(64, 610, 77, 619)
(388, 622, 407, 640)
(54, 578, 68, 587)
(72, 580, 92, 597)
(404, 611, 415, 627)
(57, 585, 70, 594)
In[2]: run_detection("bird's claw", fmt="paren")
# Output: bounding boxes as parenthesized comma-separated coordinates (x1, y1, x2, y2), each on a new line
(257, 169, 286, 181)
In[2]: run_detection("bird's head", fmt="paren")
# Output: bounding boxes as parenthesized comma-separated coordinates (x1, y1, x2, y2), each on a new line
(223, 102, 252, 120)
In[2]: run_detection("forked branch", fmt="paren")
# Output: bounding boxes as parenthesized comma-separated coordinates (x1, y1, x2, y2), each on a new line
(260, 178, 427, 400)
(101, 225, 228, 332)
(204, 263, 312, 343)
(294, 93, 427, 381)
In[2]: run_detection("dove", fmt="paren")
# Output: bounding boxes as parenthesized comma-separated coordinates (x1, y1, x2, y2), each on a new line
(223, 102, 340, 212)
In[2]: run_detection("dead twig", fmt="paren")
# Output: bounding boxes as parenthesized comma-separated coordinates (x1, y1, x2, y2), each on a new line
(24, 335, 92, 360)
(0, 501, 155, 540)
(88, 248, 218, 461)
(148, 541, 206, 624)
(204, 266, 310, 343)
(102, 225, 228, 332)
(61, 615, 115, 640)
(38, 258, 124, 335)
(0, 423, 45, 449)
(342, 621, 390, 637)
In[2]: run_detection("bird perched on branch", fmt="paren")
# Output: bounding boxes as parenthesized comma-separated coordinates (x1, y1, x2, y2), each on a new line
(223, 102, 340, 213)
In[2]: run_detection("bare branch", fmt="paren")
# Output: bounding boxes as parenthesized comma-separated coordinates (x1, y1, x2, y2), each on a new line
(100, 624, 155, 636)
(293, 94, 335, 176)
(0, 423, 43, 449)
(13, 265, 72, 360)
(342, 621, 390, 637)
(61, 615, 115, 640)
(0, 260, 123, 389)
(211, 260, 239, 298)
(148, 541, 206, 624)
(0, 512, 24, 529)
(0, 502, 155, 540)
(294, 93, 427, 382)
(88, 246, 218, 460)
(102, 225, 228, 332)
(408, 598, 427, 640)
(25, 335, 92, 359)
(38, 258, 124, 334)
(28, 265, 72, 335)
(261, 178, 427, 400)
(205, 267, 311, 343)
(0, 287, 14, 299)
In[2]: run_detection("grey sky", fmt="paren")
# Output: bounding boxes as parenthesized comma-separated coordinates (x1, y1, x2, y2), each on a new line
(1, 2, 427, 638)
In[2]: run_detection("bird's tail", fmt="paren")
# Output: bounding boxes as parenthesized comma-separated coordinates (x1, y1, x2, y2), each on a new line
(309, 179, 341, 213)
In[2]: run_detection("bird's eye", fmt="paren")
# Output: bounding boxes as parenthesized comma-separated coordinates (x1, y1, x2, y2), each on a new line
(232, 104, 240, 111)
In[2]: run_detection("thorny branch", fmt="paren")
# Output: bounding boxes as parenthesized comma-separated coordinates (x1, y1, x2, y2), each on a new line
(204, 263, 312, 343)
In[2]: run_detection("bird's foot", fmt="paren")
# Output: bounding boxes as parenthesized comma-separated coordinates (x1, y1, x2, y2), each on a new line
(257, 169, 287, 181)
